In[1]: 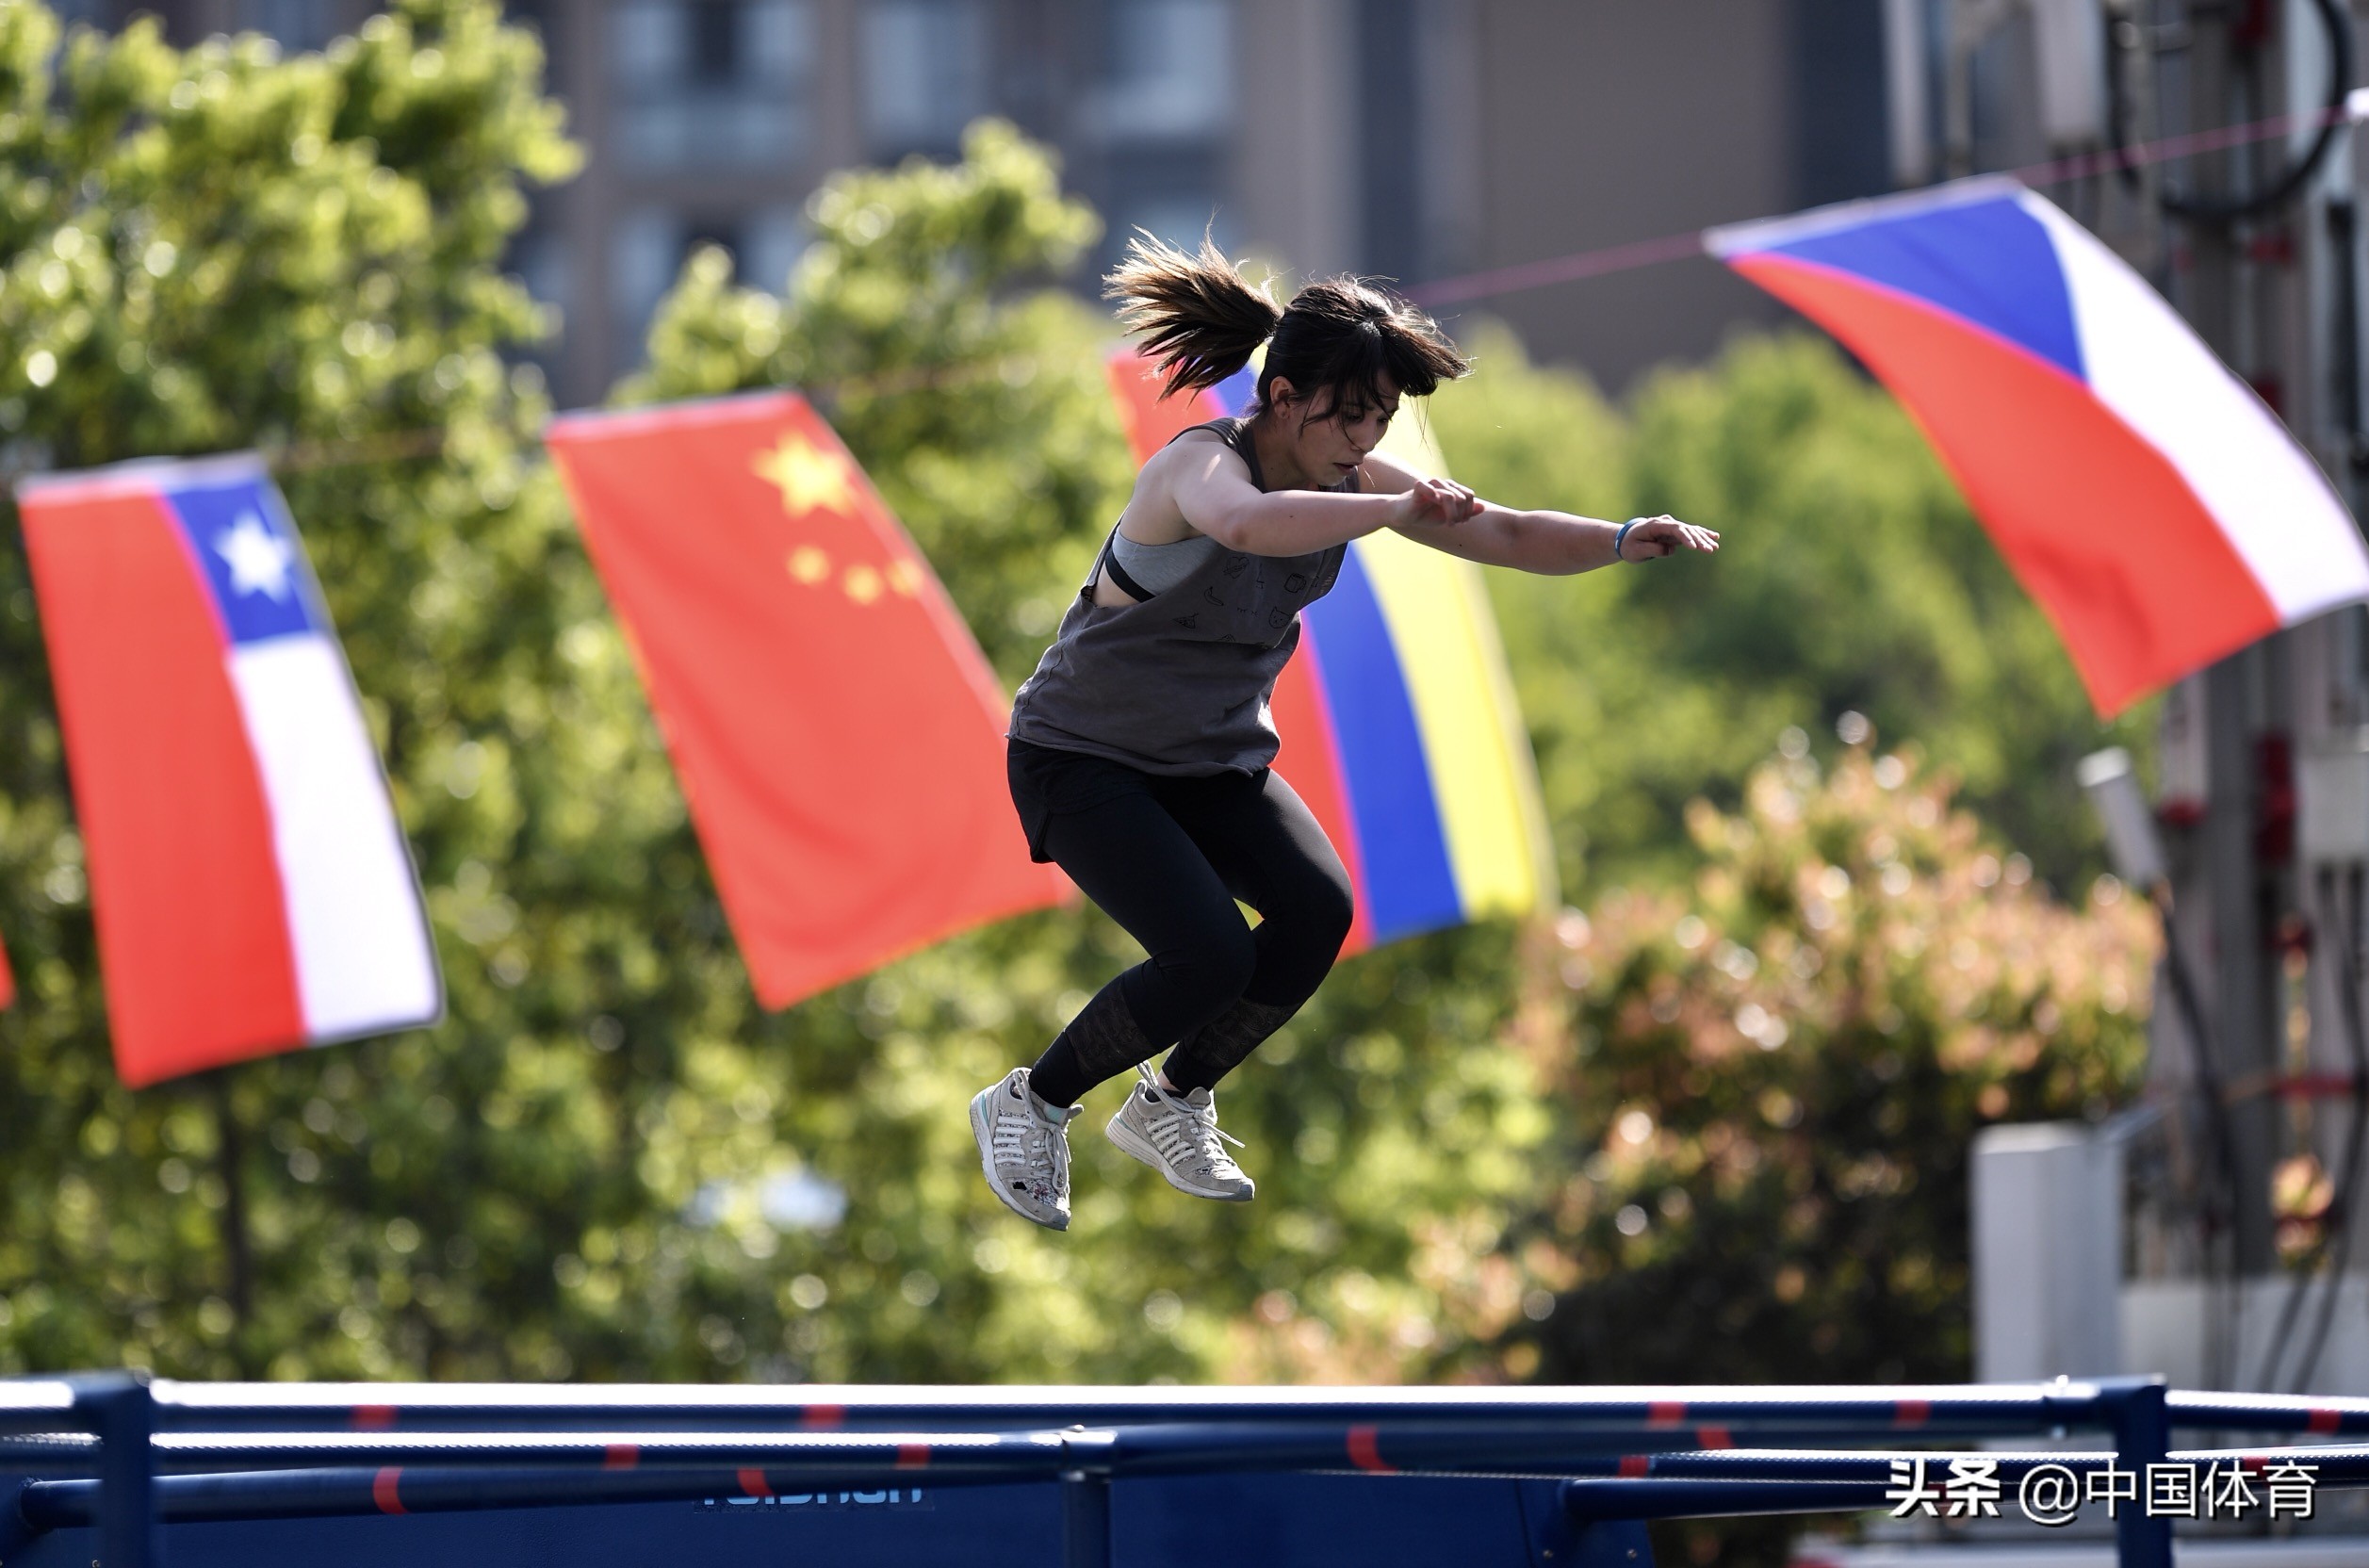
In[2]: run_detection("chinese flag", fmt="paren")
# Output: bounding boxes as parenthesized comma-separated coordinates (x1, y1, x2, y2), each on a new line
(547, 392, 1065, 1009)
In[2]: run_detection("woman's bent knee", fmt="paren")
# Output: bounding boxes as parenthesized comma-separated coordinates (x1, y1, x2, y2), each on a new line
(1281, 873, 1354, 964)
(1152, 922, 1259, 1008)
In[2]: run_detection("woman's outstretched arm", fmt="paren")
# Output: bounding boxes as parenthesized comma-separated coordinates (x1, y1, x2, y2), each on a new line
(1159, 436, 1480, 556)
(1360, 451, 1720, 573)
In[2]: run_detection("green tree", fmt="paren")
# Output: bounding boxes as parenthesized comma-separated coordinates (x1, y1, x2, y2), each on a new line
(1511, 742, 2154, 1382)
(0, 38, 1553, 1387)
(1495, 743, 2156, 1560)
(0, 0, 587, 1376)
(1428, 326, 2150, 898)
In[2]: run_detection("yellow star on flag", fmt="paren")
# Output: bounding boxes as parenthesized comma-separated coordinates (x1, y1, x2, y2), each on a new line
(752, 430, 859, 517)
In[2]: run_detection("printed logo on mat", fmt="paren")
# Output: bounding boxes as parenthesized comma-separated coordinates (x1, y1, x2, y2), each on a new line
(696, 1487, 932, 1514)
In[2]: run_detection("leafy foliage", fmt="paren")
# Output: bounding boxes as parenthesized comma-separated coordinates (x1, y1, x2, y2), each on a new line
(1506, 743, 2155, 1386)
(0, 0, 586, 1376)
(0, 43, 1546, 1386)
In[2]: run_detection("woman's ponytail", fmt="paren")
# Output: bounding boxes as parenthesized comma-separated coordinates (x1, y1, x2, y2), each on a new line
(1103, 232, 1282, 399)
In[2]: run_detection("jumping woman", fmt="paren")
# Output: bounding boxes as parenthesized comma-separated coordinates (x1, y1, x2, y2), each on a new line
(972, 236, 1720, 1230)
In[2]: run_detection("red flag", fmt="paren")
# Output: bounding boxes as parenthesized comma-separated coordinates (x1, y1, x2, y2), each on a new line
(0, 931, 14, 1010)
(18, 456, 439, 1086)
(547, 392, 1064, 1009)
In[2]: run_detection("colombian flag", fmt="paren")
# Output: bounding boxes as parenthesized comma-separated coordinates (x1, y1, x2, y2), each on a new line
(549, 392, 1066, 1009)
(1106, 351, 1559, 951)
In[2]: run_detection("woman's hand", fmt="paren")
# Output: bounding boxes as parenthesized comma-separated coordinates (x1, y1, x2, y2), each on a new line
(1616, 514, 1721, 561)
(1392, 476, 1480, 531)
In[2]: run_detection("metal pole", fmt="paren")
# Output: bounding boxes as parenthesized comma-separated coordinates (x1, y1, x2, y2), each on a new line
(2101, 1378, 2171, 1568)
(1060, 1468, 1110, 1568)
(79, 1372, 160, 1568)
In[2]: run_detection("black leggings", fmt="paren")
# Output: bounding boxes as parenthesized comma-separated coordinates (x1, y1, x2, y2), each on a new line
(1009, 741, 1354, 1103)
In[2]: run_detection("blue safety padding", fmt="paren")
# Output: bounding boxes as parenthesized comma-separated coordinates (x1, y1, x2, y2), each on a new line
(0, 1474, 1546, 1568)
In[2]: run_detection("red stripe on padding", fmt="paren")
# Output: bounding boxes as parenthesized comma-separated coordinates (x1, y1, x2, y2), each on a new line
(1269, 643, 1374, 956)
(737, 1468, 773, 1497)
(351, 1404, 398, 1430)
(604, 1444, 639, 1470)
(1894, 1399, 1932, 1429)
(19, 490, 304, 1086)
(1618, 1455, 1651, 1478)
(2311, 1408, 2344, 1434)
(371, 1467, 405, 1515)
(1728, 254, 2279, 715)
(896, 1442, 930, 1470)
(1696, 1425, 1734, 1449)
(1646, 1401, 1685, 1428)
(1346, 1426, 1395, 1474)
(800, 1404, 845, 1430)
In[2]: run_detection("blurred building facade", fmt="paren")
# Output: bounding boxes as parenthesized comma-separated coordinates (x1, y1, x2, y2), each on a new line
(91, 0, 1909, 402)
(83, 0, 2356, 429)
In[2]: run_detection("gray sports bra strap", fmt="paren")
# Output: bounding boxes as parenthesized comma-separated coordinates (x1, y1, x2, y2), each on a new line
(1096, 527, 1153, 602)
(1165, 416, 1266, 492)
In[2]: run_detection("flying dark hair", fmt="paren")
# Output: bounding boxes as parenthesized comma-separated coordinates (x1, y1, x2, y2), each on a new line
(1103, 232, 1469, 424)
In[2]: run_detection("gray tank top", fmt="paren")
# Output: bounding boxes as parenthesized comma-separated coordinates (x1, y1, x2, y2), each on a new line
(1008, 417, 1352, 776)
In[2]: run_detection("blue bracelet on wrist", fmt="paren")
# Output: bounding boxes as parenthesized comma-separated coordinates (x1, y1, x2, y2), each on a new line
(1613, 518, 1642, 561)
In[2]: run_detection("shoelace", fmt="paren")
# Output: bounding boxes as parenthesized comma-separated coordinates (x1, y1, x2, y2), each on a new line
(994, 1087, 1069, 1189)
(1134, 1065, 1244, 1170)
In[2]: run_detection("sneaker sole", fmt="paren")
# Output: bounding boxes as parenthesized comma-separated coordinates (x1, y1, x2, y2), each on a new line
(971, 1086, 1070, 1232)
(1104, 1112, 1255, 1202)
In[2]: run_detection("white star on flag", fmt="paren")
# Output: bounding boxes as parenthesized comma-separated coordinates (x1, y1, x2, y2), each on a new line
(214, 511, 296, 600)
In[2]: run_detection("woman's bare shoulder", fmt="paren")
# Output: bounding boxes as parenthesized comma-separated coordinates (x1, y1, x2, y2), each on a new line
(1121, 430, 1251, 545)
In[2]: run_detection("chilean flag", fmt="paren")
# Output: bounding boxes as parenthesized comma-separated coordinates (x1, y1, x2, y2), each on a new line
(1709, 178, 2369, 714)
(17, 456, 441, 1086)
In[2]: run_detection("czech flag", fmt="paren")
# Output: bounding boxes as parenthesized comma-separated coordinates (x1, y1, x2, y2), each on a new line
(1104, 351, 1560, 951)
(1708, 178, 2369, 715)
(548, 392, 1066, 1010)
(17, 456, 442, 1086)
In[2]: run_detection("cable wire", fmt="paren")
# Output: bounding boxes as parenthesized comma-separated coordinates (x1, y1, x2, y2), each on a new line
(2105, 0, 2357, 225)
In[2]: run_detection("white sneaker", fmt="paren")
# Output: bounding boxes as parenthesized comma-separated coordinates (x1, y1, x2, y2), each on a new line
(971, 1068, 1076, 1231)
(1104, 1066, 1255, 1201)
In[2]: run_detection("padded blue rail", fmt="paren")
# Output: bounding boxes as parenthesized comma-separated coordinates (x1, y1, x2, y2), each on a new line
(1, 1376, 2359, 1568)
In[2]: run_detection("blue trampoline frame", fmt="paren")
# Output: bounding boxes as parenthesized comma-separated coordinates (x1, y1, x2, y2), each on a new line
(6, 1376, 2368, 1568)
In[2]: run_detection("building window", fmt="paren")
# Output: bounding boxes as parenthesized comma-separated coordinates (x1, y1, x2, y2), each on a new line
(240, 0, 337, 52)
(1103, 0, 1231, 142)
(611, 0, 816, 173)
(861, 0, 990, 154)
(611, 207, 683, 356)
(511, 220, 573, 332)
(739, 205, 807, 293)
(609, 206, 806, 362)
